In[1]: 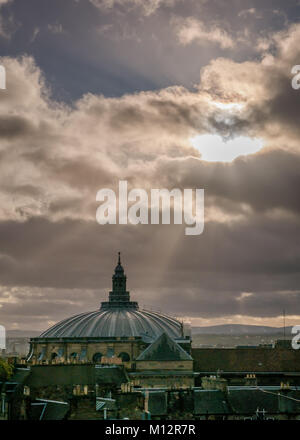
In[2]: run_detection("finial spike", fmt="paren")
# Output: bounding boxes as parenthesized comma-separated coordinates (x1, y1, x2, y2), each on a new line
(118, 251, 121, 265)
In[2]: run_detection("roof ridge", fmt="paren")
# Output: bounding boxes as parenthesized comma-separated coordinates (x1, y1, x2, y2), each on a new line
(136, 332, 192, 361)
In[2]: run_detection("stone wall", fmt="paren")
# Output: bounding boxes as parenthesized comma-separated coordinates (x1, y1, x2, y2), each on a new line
(131, 374, 194, 389)
(30, 338, 147, 366)
(136, 360, 193, 370)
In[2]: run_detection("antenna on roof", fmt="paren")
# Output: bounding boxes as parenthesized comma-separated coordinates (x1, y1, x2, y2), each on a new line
(283, 309, 286, 340)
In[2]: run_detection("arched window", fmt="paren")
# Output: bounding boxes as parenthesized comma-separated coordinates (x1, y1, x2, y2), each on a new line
(37, 347, 46, 362)
(51, 352, 58, 361)
(118, 352, 130, 362)
(92, 352, 103, 363)
(70, 352, 78, 360)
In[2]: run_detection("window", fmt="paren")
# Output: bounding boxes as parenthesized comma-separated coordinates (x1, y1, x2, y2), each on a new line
(57, 348, 64, 359)
(79, 348, 87, 361)
(70, 352, 78, 360)
(92, 352, 103, 363)
(118, 352, 130, 362)
(37, 347, 46, 361)
(107, 347, 114, 358)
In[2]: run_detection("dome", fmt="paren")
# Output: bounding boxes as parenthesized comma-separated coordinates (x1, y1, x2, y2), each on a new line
(39, 252, 183, 340)
(39, 308, 182, 339)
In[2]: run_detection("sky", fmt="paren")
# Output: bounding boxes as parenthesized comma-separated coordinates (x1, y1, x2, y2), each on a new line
(0, 0, 300, 331)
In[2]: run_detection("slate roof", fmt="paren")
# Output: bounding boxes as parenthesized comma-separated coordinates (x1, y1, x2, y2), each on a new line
(0, 368, 31, 401)
(39, 308, 183, 340)
(194, 389, 230, 415)
(27, 364, 96, 387)
(136, 332, 193, 361)
(10, 367, 31, 384)
(95, 365, 128, 386)
(278, 390, 300, 413)
(147, 391, 168, 416)
(192, 347, 300, 372)
(227, 388, 278, 414)
(30, 399, 69, 420)
(129, 371, 196, 377)
(0, 381, 20, 400)
(96, 397, 116, 411)
(27, 364, 128, 388)
(193, 387, 300, 416)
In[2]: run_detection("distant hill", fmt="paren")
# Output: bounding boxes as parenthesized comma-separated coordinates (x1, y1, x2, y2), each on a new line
(192, 324, 293, 335)
(6, 330, 41, 338)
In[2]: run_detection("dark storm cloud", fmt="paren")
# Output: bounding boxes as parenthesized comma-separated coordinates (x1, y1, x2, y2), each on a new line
(0, 213, 299, 313)
(151, 287, 300, 319)
(0, 115, 34, 138)
(1, 0, 297, 100)
(0, 284, 100, 330)
(153, 149, 300, 215)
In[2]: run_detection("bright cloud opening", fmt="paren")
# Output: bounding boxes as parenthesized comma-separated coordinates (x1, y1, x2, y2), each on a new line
(212, 101, 245, 111)
(190, 134, 264, 162)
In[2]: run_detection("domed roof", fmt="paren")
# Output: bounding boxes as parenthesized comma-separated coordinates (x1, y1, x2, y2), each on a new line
(39, 308, 182, 339)
(39, 253, 183, 340)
